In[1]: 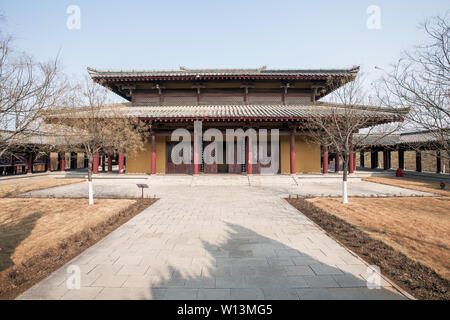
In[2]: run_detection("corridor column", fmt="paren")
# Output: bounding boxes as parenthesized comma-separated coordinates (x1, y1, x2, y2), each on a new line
(371, 151, 378, 169)
(290, 131, 295, 174)
(398, 148, 405, 169)
(108, 154, 113, 172)
(335, 154, 339, 173)
(416, 151, 422, 172)
(383, 150, 390, 170)
(247, 135, 253, 174)
(323, 145, 328, 174)
(93, 153, 99, 174)
(193, 125, 201, 175)
(45, 154, 51, 172)
(60, 152, 65, 172)
(349, 144, 354, 174)
(118, 152, 124, 174)
(27, 152, 33, 174)
(151, 135, 156, 175)
(436, 150, 441, 173)
(101, 155, 106, 172)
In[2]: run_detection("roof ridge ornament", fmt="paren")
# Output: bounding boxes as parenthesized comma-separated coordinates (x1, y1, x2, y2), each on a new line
(258, 65, 267, 72)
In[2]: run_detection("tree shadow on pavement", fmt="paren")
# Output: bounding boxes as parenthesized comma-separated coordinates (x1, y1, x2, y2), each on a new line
(146, 223, 407, 300)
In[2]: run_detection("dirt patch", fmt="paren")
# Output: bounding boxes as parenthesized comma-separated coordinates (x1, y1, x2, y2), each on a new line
(363, 176, 450, 196)
(0, 198, 156, 300)
(309, 197, 450, 280)
(287, 198, 449, 300)
(0, 177, 84, 197)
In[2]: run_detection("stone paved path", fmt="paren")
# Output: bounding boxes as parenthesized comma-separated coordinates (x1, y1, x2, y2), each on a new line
(18, 176, 411, 300)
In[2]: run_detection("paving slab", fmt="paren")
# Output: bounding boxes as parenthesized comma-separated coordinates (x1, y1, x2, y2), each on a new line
(17, 175, 410, 300)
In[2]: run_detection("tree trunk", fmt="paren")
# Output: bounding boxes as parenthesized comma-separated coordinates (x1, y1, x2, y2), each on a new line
(87, 154, 94, 205)
(342, 152, 349, 204)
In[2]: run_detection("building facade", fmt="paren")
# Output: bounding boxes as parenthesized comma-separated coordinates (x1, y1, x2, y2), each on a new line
(87, 66, 401, 175)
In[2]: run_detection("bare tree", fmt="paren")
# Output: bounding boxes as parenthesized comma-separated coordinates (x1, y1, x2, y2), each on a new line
(0, 33, 67, 158)
(47, 78, 147, 205)
(378, 14, 450, 160)
(306, 74, 405, 203)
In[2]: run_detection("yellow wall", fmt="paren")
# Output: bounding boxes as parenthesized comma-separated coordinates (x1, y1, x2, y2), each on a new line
(127, 134, 319, 174)
(294, 136, 321, 173)
(280, 136, 290, 174)
(279, 135, 321, 174)
(156, 136, 166, 173)
(126, 138, 151, 174)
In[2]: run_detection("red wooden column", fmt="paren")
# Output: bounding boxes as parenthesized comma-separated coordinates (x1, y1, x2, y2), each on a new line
(323, 145, 328, 174)
(12, 156, 17, 174)
(290, 131, 295, 174)
(118, 152, 124, 174)
(108, 154, 113, 172)
(151, 135, 156, 174)
(353, 153, 357, 172)
(349, 149, 354, 174)
(193, 124, 201, 175)
(247, 135, 253, 174)
(27, 152, 33, 174)
(93, 153, 99, 174)
(46, 154, 51, 172)
(60, 152, 65, 172)
(348, 136, 354, 173)
(193, 124, 203, 174)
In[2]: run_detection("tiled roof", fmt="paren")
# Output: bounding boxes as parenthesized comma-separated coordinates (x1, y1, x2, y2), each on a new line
(51, 102, 405, 122)
(354, 130, 450, 147)
(0, 130, 66, 146)
(87, 66, 360, 79)
(353, 134, 401, 146)
(399, 130, 449, 144)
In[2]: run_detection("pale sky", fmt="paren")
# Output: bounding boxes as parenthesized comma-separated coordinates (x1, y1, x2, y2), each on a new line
(1, 0, 448, 102)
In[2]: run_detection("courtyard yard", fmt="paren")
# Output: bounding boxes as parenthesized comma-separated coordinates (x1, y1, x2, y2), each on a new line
(0, 196, 156, 299)
(0, 177, 84, 197)
(2, 174, 445, 300)
(287, 193, 450, 300)
(308, 197, 450, 280)
(362, 176, 450, 196)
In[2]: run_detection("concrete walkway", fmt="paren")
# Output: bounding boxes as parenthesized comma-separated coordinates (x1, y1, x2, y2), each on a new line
(17, 175, 418, 300)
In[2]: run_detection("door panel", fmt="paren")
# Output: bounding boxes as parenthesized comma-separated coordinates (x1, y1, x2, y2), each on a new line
(203, 142, 218, 173)
(166, 142, 194, 174)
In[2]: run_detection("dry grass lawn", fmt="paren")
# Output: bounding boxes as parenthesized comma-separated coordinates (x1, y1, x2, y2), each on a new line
(0, 198, 135, 272)
(308, 197, 450, 280)
(0, 177, 84, 198)
(363, 176, 450, 196)
(0, 197, 156, 299)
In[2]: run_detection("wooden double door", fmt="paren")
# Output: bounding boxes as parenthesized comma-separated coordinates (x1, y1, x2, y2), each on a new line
(166, 140, 279, 174)
(166, 141, 194, 174)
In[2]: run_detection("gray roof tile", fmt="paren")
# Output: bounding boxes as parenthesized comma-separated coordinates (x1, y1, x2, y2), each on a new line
(55, 102, 403, 121)
(87, 66, 360, 79)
